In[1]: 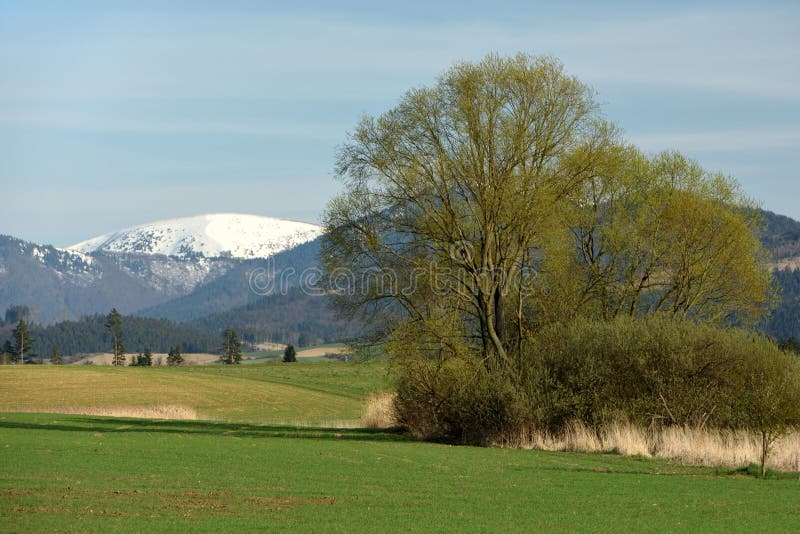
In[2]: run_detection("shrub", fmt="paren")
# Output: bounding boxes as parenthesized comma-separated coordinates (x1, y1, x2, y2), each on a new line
(283, 344, 297, 363)
(393, 316, 800, 453)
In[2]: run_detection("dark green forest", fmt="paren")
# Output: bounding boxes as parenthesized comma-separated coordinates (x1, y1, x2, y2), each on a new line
(26, 315, 219, 358)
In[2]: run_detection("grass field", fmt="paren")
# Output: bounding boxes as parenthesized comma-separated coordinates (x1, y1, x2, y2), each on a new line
(2, 412, 800, 532)
(2, 363, 800, 531)
(0, 362, 389, 425)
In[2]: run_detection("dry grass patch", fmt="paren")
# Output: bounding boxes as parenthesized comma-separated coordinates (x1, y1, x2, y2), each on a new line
(295, 346, 353, 359)
(362, 392, 397, 428)
(72, 353, 219, 366)
(11, 405, 198, 420)
(501, 421, 800, 472)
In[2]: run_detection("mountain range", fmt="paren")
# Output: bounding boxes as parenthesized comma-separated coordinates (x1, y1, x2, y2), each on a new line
(0, 214, 321, 324)
(1, 210, 799, 354)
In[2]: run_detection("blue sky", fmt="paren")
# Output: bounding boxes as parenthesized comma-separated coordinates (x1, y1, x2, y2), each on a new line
(1, 1, 799, 246)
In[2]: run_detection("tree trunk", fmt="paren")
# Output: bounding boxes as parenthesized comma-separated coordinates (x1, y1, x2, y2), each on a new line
(494, 286, 505, 349)
(760, 430, 769, 478)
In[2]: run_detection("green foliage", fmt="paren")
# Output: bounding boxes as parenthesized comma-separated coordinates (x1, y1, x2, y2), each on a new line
(524, 317, 800, 430)
(130, 348, 153, 367)
(283, 344, 297, 363)
(394, 317, 800, 446)
(324, 54, 781, 447)
(220, 328, 242, 365)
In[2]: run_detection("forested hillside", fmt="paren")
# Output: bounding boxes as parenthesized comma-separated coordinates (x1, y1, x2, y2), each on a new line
(765, 269, 800, 341)
(761, 210, 800, 261)
(186, 288, 353, 347)
(136, 239, 321, 322)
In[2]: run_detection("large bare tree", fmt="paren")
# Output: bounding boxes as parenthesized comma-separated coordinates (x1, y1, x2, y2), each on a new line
(323, 54, 614, 362)
(322, 54, 773, 366)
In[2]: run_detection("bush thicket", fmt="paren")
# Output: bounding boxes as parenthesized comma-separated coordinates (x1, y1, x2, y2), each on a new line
(394, 317, 800, 448)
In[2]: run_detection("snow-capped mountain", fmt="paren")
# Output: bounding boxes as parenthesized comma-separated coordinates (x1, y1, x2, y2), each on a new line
(0, 214, 324, 324)
(67, 213, 323, 259)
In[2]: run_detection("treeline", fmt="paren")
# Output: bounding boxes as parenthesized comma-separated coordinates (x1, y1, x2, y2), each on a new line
(31, 314, 219, 356)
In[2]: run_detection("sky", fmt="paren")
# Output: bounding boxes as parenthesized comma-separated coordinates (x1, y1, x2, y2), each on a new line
(1, 0, 799, 246)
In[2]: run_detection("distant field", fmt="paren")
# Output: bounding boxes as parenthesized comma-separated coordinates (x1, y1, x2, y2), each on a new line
(71, 353, 220, 366)
(0, 362, 389, 425)
(2, 412, 799, 532)
(296, 344, 352, 358)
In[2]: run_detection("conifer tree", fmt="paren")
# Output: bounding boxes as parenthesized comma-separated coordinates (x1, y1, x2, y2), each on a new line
(105, 308, 125, 366)
(1, 340, 13, 364)
(12, 318, 34, 365)
(221, 328, 242, 364)
(51, 344, 63, 365)
(283, 344, 297, 363)
(141, 347, 153, 366)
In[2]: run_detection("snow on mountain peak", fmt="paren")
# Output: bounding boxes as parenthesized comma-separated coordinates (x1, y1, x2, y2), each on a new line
(66, 213, 323, 259)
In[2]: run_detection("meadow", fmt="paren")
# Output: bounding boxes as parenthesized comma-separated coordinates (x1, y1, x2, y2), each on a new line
(2, 362, 800, 532)
(0, 362, 388, 425)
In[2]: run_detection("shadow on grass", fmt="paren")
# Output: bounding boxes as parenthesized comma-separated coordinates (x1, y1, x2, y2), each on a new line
(0, 414, 412, 443)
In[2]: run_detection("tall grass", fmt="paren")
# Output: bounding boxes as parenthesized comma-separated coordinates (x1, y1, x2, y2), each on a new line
(499, 421, 800, 472)
(362, 392, 397, 428)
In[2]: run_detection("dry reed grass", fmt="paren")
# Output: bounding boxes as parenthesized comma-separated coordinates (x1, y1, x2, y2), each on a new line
(361, 392, 398, 428)
(499, 421, 800, 472)
(12, 404, 198, 420)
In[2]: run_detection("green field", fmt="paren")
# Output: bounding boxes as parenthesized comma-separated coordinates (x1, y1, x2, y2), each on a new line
(0, 362, 389, 424)
(2, 363, 799, 532)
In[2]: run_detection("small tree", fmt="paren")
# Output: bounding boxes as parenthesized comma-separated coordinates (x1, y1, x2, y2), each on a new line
(105, 308, 125, 366)
(0, 340, 13, 365)
(283, 344, 297, 363)
(220, 328, 242, 364)
(12, 318, 34, 365)
(141, 348, 153, 367)
(167, 345, 184, 366)
(737, 347, 800, 477)
(50, 344, 63, 365)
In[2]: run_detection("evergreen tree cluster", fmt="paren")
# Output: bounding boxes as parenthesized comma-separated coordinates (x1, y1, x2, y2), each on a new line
(167, 345, 184, 366)
(130, 348, 153, 366)
(29, 314, 219, 357)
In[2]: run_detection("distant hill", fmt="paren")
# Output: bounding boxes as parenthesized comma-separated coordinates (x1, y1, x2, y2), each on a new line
(185, 287, 355, 348)
(0, 235, 183, 323)
(136, 239, 321, 322)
